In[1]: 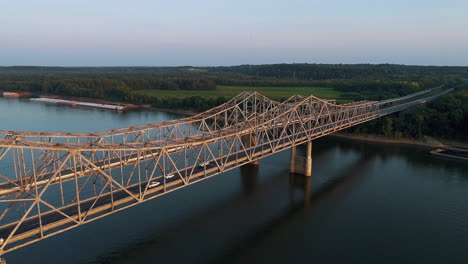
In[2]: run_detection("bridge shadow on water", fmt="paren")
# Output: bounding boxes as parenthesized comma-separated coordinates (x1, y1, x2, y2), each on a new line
(89, 139, 375, 264)
(80, 136, 468, 264)
(10, 135, 464, 264)
(208, 155, 375, 264)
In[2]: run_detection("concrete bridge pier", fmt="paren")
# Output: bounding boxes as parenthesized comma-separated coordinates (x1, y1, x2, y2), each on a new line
(290, 141, 312, 176)
(305, 141, 312, 177)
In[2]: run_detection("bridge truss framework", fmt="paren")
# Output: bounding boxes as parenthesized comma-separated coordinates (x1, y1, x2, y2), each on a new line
(0, 87, 449, 255)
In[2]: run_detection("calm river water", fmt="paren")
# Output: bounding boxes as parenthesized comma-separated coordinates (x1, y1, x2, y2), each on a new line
(1, 97, 468, 264)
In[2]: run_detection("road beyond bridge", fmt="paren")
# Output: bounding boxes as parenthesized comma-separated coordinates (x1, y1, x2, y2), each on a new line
(0, 88, 452, 256)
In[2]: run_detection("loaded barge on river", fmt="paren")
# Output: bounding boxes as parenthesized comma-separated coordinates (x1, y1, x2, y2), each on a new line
(30, 97, 126, 111)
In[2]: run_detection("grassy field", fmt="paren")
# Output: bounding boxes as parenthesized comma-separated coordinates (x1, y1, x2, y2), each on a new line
(133, 86, 345, 101)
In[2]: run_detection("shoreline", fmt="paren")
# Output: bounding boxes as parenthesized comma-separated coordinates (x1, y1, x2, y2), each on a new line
(139, 105, 198, 116)
(330, 133, 440, 148)
(332, 133, 468, 149)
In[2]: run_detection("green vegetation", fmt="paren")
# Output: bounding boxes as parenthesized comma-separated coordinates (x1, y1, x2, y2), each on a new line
(0, 64, 467, 142)
(348, 83, 468, 141)
(133, 86, 346, 101)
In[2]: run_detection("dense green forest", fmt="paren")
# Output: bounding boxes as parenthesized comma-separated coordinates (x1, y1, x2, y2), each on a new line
(0, 64, 467, 141)
(347, 82, 468, 141)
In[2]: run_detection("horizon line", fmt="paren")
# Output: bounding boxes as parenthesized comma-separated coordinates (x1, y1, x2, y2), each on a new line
(1, 62, 468, 68)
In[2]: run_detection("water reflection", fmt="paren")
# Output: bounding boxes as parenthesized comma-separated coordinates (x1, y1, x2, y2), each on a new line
(288, 174, 312, 208)
(240, 164, 259, 196)
(325, 136, 468, 180)
(211, 155, 374, 264)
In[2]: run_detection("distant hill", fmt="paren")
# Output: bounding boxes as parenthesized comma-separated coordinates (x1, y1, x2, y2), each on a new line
(1, 63, 467, 81)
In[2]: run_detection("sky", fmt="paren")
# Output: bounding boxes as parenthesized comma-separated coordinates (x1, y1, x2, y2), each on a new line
(1, 0, 468, 66)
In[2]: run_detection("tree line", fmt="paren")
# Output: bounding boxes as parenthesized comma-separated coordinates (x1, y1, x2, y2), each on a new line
(347, 83, 468, 141)
(0, 64, 467, 141)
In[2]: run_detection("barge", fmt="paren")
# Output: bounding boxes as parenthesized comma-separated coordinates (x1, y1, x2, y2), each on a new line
(430, 148, 468, 161)
(0, 92, 33, 98)
(30, 97, 126, 111)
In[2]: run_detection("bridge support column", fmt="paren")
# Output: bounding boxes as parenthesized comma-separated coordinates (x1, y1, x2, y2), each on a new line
(305, 141, 312, 177)
(290, 146, 296, 173)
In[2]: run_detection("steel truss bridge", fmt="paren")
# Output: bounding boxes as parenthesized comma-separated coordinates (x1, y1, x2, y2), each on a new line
(0, 88, 452, 255)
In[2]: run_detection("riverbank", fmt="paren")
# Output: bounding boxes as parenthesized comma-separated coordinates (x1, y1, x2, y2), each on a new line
(140, 105, 198, 116)
(334, 133, 468, 149)
(331, 133, 442, 148)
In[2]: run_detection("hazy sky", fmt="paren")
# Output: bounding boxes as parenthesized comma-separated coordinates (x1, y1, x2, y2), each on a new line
(1, 0, 468, 66)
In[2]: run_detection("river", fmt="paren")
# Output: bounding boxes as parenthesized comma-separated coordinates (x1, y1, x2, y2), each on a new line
(1, 97, 468, 264)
